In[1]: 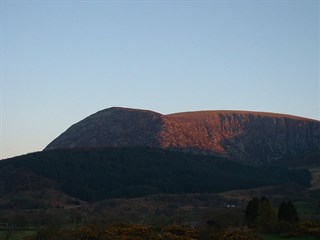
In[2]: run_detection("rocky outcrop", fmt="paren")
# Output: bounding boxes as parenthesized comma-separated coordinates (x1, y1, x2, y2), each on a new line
(44, 107, 320, 165)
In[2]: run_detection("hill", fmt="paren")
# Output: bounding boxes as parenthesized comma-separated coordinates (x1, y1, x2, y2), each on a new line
(0, 148, 311, 203)
(44, 107, 320, 165)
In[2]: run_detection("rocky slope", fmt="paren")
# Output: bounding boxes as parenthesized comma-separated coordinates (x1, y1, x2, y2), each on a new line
(44, 107, 320, 165)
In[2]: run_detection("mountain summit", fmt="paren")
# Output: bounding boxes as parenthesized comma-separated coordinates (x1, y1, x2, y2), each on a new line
(44, 107, 320, 165)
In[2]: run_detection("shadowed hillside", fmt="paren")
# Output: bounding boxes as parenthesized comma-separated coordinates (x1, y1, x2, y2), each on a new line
(0, 148, 311, 202)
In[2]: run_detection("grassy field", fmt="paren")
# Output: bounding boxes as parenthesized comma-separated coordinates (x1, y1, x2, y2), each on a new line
(260, 234, 316, 240)
(294, 201, 319, 215)
(0, 229, 36, 240)
(309, 167, 320, 190)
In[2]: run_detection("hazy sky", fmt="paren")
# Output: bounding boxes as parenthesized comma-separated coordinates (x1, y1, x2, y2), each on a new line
(1, 0, 319, 159)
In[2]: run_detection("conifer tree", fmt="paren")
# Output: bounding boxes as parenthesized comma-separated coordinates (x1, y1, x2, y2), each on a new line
(278, 200, 299, 223)
(246, 196, 277, 229)
(255, 197, 277, 229)
(245, 197, 259, 227)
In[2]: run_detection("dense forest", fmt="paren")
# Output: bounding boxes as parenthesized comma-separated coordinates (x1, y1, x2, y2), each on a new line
(0, 147, 311, 202)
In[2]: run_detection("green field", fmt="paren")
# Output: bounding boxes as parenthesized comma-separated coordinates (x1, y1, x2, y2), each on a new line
(0, 229, 36, 240)
(294, 202, 319, 215)
(307, 166, 320, 190)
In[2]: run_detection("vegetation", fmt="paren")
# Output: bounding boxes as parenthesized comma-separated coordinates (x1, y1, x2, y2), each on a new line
(244, 196, 320, 239)
(278, 201, 299, 223)
(246, 197, 260, 227)
(260, 233, 316, 240)
(2, 221, 319, 240)
(295, 202, 320, 216)
(0, 195, 318, 239)
(21, 224, 261, 240)
(245, 197, 276, 230)
(0, 148, 311, 202)
(255, 197, 277, 230)
(0, 147, 318, 239)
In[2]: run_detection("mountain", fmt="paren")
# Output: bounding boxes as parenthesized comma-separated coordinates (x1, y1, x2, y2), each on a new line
(44, 107, 320, 165)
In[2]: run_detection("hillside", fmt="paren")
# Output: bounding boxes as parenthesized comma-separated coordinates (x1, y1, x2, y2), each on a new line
(0, 148, 311, 203)
(44, 107, 320, 165)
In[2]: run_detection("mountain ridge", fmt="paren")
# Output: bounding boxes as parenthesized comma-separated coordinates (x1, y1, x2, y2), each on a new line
(44, 107, 320, 165)
(168, 110, 319, 121)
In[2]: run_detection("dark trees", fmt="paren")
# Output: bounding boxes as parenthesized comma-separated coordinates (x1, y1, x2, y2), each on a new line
(245, 197, 276, 229)
(246, 197, 300, 231)
(245, 197, 259, 227)
(278, 201, 299, 223)
(255, 197, 277, 229)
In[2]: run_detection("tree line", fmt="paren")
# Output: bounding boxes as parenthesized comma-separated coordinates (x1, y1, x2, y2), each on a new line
(245, 197, 299, 230)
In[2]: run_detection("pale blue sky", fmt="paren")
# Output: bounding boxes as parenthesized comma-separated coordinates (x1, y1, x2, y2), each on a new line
(1, 0, 319, 159)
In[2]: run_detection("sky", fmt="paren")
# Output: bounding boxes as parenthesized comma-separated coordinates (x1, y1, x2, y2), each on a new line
(1, 0, 319, 159)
